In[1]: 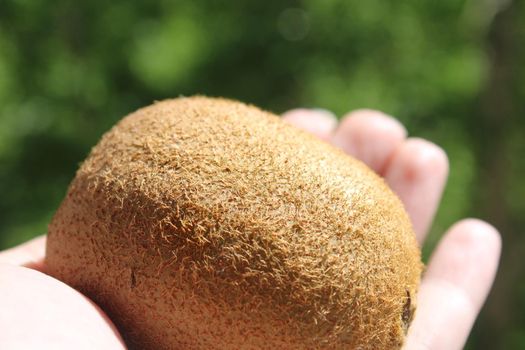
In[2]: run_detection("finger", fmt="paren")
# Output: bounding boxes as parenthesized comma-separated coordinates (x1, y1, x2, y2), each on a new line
(384, 138, 449, 244)
(331, 109, 407, 175)
(0, 235, 47, 271)
(404, 219, 501, 350)
(0, 264, 126, 349)
(282, 108, 338, 141)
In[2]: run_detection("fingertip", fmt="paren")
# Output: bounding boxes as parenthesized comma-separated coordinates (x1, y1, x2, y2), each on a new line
(332, 109, 407, 174)
(282, 108, 338, 141)
(426, 218, 501, 307)
(0, 235, 47, 272)
(311, 108, 339, 123)
(449, 218, 499, 236)
(405, 219, 501, 350)
(396, 138, 449, 182)
(340, 109, 408, 138)
(447, 218, 502, 260)
(281, 108, 310, 120)
(384, 138, 449, 242)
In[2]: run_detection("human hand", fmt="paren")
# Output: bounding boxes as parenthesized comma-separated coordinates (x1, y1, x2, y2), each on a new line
(282, 108, 501, 349)
(0, 107, 501, 349)
(0, 236, 126, 349)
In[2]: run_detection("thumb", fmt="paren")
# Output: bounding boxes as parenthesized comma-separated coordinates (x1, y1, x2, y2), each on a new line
(0, 235, 47, 271)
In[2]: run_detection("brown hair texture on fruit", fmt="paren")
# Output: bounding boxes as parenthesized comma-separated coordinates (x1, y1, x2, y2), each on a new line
(45, 96, 422, 349)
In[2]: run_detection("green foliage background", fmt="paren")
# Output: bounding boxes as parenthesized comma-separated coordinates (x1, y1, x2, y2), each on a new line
(0, 1, 523, 348)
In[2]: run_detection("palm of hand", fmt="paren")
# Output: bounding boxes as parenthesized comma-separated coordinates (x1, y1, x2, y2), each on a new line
(0, 108, 500, 350)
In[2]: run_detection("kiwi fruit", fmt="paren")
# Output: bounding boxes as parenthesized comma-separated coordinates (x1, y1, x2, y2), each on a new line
(45, 96, 422, 349)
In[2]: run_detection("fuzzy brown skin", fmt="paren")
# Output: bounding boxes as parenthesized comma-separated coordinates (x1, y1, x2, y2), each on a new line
(46, 96, 422, 349)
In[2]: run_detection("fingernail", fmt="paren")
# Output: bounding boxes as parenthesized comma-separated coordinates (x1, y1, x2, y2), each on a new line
(312, 108, 338, 121)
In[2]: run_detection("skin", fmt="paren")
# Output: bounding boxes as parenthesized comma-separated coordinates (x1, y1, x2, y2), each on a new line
(0, 108, 501, 350)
